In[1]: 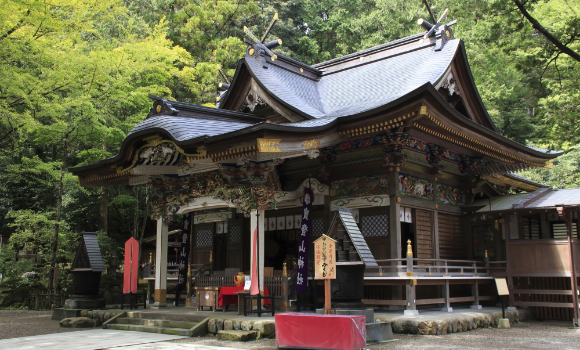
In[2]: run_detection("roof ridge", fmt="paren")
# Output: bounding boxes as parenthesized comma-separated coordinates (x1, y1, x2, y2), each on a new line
(313, 31, 427, 68)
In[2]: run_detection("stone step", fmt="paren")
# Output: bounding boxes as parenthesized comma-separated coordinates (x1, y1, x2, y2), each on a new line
(106, 323, 191, 336)
(115, 317, 197, 329)
(217, 330, 258, 342)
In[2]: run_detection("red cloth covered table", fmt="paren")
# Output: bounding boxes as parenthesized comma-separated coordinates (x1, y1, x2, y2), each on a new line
(218, 286, 270, 307)
(275, 313, 366, 350)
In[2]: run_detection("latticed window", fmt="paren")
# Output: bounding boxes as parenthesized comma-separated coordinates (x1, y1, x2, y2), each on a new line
(551, 222, 578, 239)
(229, 224, 242, 244)
(522, 217, 541, 239)
(361, 214, 388, 237)
(196, 229, 213, 247)
(312, 218, 324, 238)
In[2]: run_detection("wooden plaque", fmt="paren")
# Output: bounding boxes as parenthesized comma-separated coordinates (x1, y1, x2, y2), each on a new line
(313, 235, 337, 280)
(495, 278, 509, 296)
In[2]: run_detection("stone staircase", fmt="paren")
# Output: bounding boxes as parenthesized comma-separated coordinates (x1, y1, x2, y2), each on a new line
(103, 312, 203, 336)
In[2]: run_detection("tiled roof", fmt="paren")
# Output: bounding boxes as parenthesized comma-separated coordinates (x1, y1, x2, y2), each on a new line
(471, 188, 580, 212)
(245, 39, 459, 119)
(127, 115, 254, 142)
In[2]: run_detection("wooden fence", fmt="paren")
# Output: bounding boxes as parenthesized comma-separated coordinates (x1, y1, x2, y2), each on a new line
(28, 291, 65, 310)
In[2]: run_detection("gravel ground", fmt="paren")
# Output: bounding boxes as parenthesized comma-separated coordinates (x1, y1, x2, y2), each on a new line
(163, 321, 580, 350)
(1, 310, 579, 349)
(0, 310, 93, 340)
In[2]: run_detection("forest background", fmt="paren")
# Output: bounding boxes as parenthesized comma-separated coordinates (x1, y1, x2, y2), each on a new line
(0, 0, 579, 293)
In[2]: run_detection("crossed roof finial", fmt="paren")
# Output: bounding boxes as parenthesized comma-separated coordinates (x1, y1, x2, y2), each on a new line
(243, 13, 282, 62)
(417, 2, 457, 51)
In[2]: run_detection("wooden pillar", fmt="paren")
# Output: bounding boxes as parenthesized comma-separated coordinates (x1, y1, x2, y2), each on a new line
(471, 280, 482, 309)
(153, 218, 168, 308)
(389, 169, 403, 307)
(505, 214, 515, 307)
(442, 279, 452, 312)
(404, 239, 418, 315)
(564, 209, 579, 325)
(250, 209, 265, 291)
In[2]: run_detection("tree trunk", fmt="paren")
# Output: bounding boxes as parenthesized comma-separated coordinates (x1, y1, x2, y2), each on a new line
(99, 187, 108, 233)
(47, 140, 67, 294)
(133, 186, 139, 239)
(138, 185, 149, 265)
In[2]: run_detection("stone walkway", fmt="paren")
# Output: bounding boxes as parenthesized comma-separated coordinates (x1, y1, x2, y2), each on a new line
(0, 329, 185, 350)
(109, 344, 249, 350)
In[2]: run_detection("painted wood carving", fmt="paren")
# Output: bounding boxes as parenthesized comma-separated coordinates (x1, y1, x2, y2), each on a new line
(399, 174, 433, 200)
(330, 174, 389, 200)
(436, 183, 465, 205)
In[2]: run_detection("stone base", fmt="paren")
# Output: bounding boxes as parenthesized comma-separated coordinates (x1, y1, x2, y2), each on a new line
(498, 318, 510, 329)
(440, 307, 453, 312)
(150, 301, 167, 309)
(217, 330, 257, 341)
(51, 308, 82, 321)
(507, 306, 517, 311)
(404, 310, 419, 316)
(470, 305, 483, 310)
(366, 322, 395, 343)
(316, 308, 374, 324)
(64, 299, 105, 310)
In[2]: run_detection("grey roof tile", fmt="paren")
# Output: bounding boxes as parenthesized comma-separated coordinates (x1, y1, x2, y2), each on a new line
(127, 115, 254, 142)
(247, 40, 459, 119)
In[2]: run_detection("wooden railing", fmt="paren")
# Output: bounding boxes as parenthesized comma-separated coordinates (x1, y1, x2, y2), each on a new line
(365, 257, 507, 278)
(193, 275, 289, 299)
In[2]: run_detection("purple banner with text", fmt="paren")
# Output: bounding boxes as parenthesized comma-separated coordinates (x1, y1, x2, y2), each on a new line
(177, 213, 191, 291)
(296, 187, 313, 294)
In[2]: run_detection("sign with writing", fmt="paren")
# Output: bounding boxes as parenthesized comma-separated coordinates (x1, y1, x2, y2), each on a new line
(177, 213, 192, 291)
(495, 278, 509, 296)
(314, 235, 337, 280)
(296, 187, 313, 294)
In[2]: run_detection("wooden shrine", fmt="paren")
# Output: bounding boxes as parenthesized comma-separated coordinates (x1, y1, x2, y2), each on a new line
(70, 14, 580, 323)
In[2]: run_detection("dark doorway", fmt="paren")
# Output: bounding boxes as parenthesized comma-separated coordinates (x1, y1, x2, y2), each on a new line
(214, 233, 228, 271)
(401, 222, 415, 259)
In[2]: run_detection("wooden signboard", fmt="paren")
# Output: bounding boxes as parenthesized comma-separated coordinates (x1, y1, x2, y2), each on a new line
(495, 278, 509, 296)
(313, 234, 336, 314)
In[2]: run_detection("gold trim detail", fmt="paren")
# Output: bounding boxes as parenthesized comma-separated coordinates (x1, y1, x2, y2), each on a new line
(257, 138, 282, 152)
(302, 139, 320, 150)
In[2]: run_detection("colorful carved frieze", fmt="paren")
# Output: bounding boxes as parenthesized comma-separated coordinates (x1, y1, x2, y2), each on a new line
(149, 159, 283, 219)
(436, 183, 465, 205)
(407, 138, 461, 163)
(458, 155, 487, 173)
(399, 174, 433, 200)
(330, 174, 389, 199)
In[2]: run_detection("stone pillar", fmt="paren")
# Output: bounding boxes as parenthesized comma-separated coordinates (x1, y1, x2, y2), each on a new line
(152, 218, 168, 308)
(404, 239, 418, 316)
(250, 209, 265, 291)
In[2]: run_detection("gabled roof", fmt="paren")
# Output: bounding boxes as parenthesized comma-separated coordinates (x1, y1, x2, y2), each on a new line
(219, 30, 497, 131)
(327, 208, 377, 267)
(72, 233, 105, 272)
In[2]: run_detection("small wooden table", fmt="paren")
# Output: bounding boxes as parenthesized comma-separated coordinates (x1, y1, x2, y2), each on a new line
(195, 286, 219, 311)
(236, 290, 250, 315)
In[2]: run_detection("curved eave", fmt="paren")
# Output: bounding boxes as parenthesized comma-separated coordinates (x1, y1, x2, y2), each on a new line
(71, 82, 559, 177)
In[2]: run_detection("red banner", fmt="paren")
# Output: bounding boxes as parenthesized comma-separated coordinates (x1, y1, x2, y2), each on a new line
(123, 237, 139, 294)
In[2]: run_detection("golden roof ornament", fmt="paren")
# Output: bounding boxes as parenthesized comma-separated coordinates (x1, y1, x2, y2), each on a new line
(243, 13, 281, 63)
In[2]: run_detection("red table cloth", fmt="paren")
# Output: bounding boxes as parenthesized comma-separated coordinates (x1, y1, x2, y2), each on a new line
(275, 313, 366, 350)
(218, 286, 270, 307)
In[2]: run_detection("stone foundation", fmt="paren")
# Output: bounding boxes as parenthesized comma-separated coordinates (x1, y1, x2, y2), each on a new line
(375, 308, 533, 335)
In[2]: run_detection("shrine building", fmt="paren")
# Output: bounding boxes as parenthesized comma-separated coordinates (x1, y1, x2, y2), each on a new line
(70, 19, 580, 321)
